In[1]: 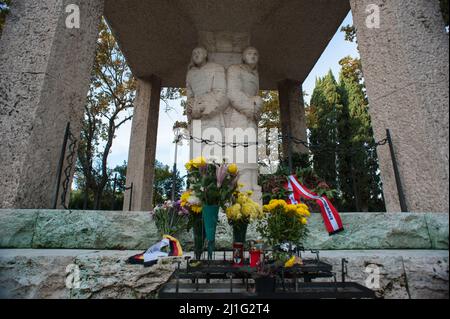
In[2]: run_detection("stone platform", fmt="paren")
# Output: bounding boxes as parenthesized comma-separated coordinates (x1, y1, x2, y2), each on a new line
(0, 210, 448, 299)
(0, 249, 447, 299)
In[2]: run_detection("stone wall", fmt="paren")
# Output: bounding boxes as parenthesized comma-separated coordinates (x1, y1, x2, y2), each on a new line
(0, 210, 447, 250)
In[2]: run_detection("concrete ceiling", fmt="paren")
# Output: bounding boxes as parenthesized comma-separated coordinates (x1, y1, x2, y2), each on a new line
(104, 0, 350, 90)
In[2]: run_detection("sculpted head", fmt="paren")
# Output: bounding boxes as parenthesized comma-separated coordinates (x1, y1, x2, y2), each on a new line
(242, 47, 259, 68)
(190, 46, 208, 68)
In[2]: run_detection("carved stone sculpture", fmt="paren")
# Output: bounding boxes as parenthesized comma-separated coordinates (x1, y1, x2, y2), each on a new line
(186, 47, 228, 160)
(225, 47, 263, 201)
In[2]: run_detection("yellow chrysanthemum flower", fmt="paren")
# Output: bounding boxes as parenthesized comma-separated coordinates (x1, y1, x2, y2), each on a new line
(185, 161, 194, 171)
(228, 163, 238, 175)
(191, 205, 202, 214)
(192, 156, 207, 168)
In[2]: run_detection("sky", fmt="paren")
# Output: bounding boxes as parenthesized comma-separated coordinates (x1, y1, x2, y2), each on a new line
(107, 11, 359, 176)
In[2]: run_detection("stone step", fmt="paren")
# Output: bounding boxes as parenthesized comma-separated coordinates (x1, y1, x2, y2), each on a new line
(0, 249, 447, 299)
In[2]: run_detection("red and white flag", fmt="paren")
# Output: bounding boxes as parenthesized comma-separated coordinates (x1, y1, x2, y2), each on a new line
(285, 175, 344, 235)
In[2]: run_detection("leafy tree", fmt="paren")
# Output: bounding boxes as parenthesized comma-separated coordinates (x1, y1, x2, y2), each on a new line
(338, 56, 384, 212)
(153, 160, 185, 206)
(70, 162, 127, 210)
(162, 168, 185, 202)
(259, 91, 283, 170)
(76, 19, 136, 209)
(74, 19, 183, 210)
(307, 71, 342, 190)
(340, 24, 356, 43)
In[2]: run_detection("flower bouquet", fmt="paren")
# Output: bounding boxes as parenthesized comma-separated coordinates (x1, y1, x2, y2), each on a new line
(150, 200, 190, 238)
(258, 199, 311, 262)
(226, 189, 264, 244)
(185, 157, 239, 259)
(180, 190, 204, 259)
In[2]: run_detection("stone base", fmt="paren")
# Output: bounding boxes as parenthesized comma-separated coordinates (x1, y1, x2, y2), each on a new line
(0, 249, 447, 299)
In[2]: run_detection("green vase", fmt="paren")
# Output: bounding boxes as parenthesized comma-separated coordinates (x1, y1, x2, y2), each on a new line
(202, 205, 220, 260)
(232, 222, 248, 243)
(192, 214, 205, 260)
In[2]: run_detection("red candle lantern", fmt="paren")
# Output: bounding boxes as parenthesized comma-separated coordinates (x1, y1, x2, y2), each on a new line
(250, 249, 261, 268)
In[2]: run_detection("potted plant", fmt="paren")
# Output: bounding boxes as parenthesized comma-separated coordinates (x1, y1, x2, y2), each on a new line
(186, 157, 239, 259)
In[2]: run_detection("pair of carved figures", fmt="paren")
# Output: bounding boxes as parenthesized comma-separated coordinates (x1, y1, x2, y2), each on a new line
(186, 46, 262, 131)
(186, 46, 263, 200)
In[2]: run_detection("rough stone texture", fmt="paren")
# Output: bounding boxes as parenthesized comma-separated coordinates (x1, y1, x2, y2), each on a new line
(0, 250, 179, 299)
(124, 77, 161, 211)
(278, 79, 308, 156)
(350, 0, 449, 212)
(425, 213, 450, 249)
(0, 0, 104, 209)
(32, 210, 160, 250)
(317, 250, 449, 299)
(0, 249, 447, 299)
(1, 210, 447, 251)
(0, 210, 37, 248)
(103, 0, 350, 89)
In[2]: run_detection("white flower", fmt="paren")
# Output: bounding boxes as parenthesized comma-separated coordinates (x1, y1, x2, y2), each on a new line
(187, 194, 201, 205)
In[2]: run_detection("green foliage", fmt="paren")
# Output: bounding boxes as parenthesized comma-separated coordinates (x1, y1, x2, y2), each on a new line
(307, 71, 342, 190)
(70, 163, 126, 210)
(259, 172, 291, 204)
(187, 161, 238, 208)
(340, 24, 357, 43)
(338, 56, 384, 212)
(73, 20, 182, 209)
(151, 202, 189, 237)
(257, 205, 309, 249)
(306, 56, 385, 212)
(75, 19, 136, 209)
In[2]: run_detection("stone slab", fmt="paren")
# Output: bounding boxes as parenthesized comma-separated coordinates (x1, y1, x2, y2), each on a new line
(0, 249, 447, 299)
(0, 249, 178, 299)
(32, 210, 160, 250)
(0, 210, 448, 250)
(0, 210, 37, 248)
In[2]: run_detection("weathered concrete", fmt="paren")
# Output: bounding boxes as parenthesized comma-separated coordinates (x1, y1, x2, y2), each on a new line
(350, 0, 449, 212)
(103, 0, 350, 89)
(0, 250, 179, 299)
(278, 79, 308, 156)
(0, 249, 447, 299)
(1, 210, 447, 251)
(124, 76, 162, 211)
(0, 0, 104, 209)
(317, 250, 449, 299)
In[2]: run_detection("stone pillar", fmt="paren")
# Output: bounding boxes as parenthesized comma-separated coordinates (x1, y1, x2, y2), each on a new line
(350, 0, 449, 212)
(0, 0, 104, 209)
(124, 76, 161, 211)
(278, 79, 308, 158)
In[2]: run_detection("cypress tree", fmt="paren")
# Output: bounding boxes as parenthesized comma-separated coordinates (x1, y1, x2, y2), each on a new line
(338, 57, 385, 212)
